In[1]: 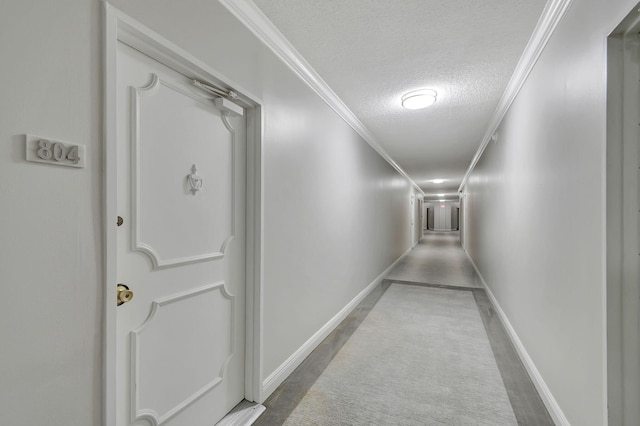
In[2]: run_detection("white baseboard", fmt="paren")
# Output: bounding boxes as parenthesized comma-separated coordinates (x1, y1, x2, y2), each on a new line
(464, 249, 570, 426)
(261, 246, 413, 399)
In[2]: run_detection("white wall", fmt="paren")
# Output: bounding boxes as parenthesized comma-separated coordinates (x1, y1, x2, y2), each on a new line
(462, 0, 638, 424)
(0, 0, 420, 424)
(0, 1, 103, 425)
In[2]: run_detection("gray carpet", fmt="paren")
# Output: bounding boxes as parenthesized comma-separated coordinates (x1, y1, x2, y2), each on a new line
(386, 231, 483, 288)
(283, 284, 517, 426)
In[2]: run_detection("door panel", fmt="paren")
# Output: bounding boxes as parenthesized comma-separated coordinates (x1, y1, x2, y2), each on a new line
(116, 42, 246, 426)
(131, 283, 234, 423)
(131, 73, 235, 267)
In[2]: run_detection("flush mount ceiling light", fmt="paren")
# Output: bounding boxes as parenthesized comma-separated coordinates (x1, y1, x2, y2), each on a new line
(401, 89, 437, 110)
(431, 179, 445, 184)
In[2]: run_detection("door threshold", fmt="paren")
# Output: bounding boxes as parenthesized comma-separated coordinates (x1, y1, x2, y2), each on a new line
(216, 400, 266, 426)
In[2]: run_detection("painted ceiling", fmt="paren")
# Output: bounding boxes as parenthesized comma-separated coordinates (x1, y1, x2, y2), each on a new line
(252, 0, 548, 199)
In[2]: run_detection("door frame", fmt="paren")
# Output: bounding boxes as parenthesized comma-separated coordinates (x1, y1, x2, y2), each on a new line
(607, 6, 640, 425)
(103, 5, 264, 425)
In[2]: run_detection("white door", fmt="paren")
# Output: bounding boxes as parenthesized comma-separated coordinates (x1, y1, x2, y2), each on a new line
(115, 41, 246, 426)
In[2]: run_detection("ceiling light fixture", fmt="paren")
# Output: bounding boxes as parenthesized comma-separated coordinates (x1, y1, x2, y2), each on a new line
(401, 89, 437, 110)
(431, 179, 445, 184)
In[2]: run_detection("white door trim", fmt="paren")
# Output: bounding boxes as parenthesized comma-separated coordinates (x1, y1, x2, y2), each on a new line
(607, 9, 640, 424)
(103, 5, 264, 425)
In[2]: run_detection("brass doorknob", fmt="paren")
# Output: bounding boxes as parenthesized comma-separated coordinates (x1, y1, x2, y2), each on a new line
(117, 284, 134, 306)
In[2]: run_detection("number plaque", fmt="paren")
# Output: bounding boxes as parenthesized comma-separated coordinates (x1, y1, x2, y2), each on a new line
(25, 134, 86, 168)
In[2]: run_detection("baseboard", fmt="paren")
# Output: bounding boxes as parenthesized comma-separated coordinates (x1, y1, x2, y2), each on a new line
(464, 249, 570, 426)
(261, 245, 413, 400)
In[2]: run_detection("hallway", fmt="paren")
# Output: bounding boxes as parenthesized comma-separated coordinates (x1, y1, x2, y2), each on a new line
(255, 232, 552, 425)
(3, 1, 634, 424)
(386, 231, 482, 289)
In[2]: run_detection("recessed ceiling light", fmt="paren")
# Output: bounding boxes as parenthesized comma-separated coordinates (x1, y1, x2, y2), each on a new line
(437, 194, 445, 197)
(431, 179, 445, 184)
(401, 89, 437, 110)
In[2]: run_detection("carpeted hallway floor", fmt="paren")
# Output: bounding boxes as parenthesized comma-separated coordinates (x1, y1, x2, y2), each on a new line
(386, 231, 483, 288)
(254, 231, 553, 426)
(283, 284, 517, 425)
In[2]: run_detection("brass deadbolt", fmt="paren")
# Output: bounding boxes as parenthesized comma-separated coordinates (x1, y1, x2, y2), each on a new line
(117, 284, 134, 306)
(117, 216, 124, 227)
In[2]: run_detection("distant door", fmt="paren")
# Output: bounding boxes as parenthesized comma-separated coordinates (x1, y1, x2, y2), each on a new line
(427, 207, 434, 230)
(451, 207, 459, 230)
(460, 197, 465, 246)
(417, 199, 423, 235)
(115, 41, 246, 426)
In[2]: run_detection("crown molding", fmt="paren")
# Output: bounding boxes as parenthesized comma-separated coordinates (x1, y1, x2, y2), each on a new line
(218, 0, 424, 195)
(458, 0, 574, 192)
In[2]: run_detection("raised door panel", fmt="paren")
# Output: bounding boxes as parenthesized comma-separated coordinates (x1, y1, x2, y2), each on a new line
(131, 283, 234, 424)
(132, 74, 235, 268)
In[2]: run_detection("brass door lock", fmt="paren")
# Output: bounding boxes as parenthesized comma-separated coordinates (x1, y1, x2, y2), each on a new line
(117, 284, 134, 306)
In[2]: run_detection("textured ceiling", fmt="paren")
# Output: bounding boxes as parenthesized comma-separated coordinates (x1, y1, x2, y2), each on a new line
(252, 0, 548, 196)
